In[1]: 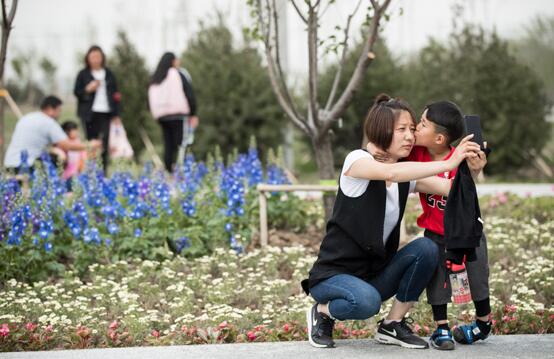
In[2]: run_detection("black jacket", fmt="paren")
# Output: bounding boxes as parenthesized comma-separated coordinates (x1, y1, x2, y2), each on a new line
(74, 67, 120, 122)
(443, 160, 483, 263)
(178, 70, 197, 116)
(301, 179, 410, 294)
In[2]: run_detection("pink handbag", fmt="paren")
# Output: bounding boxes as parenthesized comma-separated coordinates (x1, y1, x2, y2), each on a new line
(109, 120, 134, 159)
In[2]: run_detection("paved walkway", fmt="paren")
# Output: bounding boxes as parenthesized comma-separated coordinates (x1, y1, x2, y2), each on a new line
(475, 183, 554, 197)
(1, 335, 553, 359)
(296, 183, 554, 199)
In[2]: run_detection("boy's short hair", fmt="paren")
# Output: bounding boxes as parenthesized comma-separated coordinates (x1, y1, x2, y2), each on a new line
(364, 93, 417, 150)
(424, 101, 464, 144)
(61, 120, 79, 133)
(40, 95, 63, 110)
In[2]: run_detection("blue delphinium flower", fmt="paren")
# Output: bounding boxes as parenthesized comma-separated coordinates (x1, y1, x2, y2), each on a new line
(175, 236, 191, 254)
(107, 221, 119, 235)
(38, 219, 54, 240)
(7, 208, 27, 245)
(246, 147, 263, 187)
(83, 227, 101, 245)
(267, 164, 290, 185)
(176, 155, 205, 217)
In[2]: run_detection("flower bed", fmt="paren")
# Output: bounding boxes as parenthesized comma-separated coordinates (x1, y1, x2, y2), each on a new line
(0, 146, 320, 283)
(1, 202, 553, 350)
(0, 149, 553, 350)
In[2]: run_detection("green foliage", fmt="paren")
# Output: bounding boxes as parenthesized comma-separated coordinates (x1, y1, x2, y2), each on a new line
(181, 18, 284, 160)
(403, 25, 551, 174)
(7, 52, 46, 106)
(513, 16, 554, 102)
(109, 31, 161, 160)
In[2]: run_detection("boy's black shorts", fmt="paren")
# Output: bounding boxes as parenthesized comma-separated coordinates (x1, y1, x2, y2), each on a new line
(424, 230, 490, 305)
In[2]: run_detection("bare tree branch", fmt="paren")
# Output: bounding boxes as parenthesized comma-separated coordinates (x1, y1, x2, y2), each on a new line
(370, 0, 379, 10)
(0, 0, 18, 165)
(320, 0, 392, 137)
(290, 0, 307, 24)
(307, 3, 319, 129)
(1, 0, 8, 28)
(0, 0, 17, 81)
(324, 0, 362, 112)
(271, 0, 307, 129)
(7, 0, 16, 23)
(318, 0, 333, 19)
(256, 0, 311, 135)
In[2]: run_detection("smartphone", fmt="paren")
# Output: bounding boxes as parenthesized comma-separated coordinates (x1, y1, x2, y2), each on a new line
(464, 115, 484, 149)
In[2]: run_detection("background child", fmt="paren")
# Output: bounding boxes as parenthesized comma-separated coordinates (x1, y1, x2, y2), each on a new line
(61, 121, 87, 186)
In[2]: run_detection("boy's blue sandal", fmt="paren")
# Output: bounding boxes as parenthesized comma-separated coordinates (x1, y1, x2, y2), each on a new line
(430, 328, 455, 350)
(453, 322, 489, 344)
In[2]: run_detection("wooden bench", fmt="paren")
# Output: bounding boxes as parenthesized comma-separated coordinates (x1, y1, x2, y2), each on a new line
(256, 183, 410, 248)
(256, 183, 337, 247)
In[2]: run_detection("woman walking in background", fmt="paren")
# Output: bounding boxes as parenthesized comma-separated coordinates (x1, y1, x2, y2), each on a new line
(74, 45, 121, 173)
(148, 52, 198, 173)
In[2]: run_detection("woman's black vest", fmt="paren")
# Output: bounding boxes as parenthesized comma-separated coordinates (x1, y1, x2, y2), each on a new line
(301, 179, 410, 294)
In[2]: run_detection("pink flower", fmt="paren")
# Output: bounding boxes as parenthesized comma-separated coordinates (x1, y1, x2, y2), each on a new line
(25, 322, 37, 332)
(247, 331, 257, 341)
(505, 304, 517, 313)
(0, 324, 9, 337)
(497, 193, 508, 204)
(109, 320, 118, 330)
(151, 329, 160, 338)
(109, 331, 117, 340)
(218, 321, 228, 329)
(45, 324, 53, 333)
(423, 325, 430, 334)
(414, 324, 421, 333)
(283, 323, 290, 333)
(76, 326, 90, 338)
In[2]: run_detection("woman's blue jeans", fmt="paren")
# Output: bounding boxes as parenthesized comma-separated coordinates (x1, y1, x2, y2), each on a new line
(309, 237, 438, 320)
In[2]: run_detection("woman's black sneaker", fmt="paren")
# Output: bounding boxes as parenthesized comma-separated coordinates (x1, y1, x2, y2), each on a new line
(375, 318, 429, 349)
(306, 303, 335, 348)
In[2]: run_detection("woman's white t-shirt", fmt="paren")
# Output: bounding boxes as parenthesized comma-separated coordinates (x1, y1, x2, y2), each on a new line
(340, 150, 416, 245)
(91, 68, 110, 113)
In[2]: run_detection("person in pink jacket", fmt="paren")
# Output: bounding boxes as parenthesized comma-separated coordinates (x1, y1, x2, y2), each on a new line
(148, 52, 198, 172)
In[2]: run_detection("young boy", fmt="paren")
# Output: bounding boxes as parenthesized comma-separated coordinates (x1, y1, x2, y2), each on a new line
(368, 101, 490, 350)
(406, 101, 491, 350)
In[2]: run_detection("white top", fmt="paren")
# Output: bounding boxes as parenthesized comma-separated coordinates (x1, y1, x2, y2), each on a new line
(4, 111, 67, 167)
(91, 68, 110, 113)
(340, 150, 416, 245)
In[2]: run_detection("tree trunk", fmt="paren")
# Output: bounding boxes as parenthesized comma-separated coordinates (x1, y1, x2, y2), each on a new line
(312, 132, 336, 220)
(0, 0, 19, 165)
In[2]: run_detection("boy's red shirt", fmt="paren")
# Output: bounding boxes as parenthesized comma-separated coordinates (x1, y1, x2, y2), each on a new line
(406, 145, 457, 236)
